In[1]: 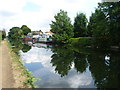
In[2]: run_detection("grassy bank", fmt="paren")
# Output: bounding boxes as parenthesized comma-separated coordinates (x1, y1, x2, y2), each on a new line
(69, 37, 93, 48)
(7, 40, 37, 88)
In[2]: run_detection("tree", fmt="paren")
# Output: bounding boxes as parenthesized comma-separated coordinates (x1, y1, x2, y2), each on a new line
(88, 2, 120, 48)
(98, 2, 120, 46)
(8, 27, 23, 42)
(21, 25, 31, 35)
(89, 9, 109, 48)
(87, 14, 95, 37)
(50, 10, 74, 43)
(73, 13, 87, 37)
(2, 30, 6, 40)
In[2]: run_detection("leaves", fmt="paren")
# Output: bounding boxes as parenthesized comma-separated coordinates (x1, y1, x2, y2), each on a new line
(21, 25, 31, 36)
(87, 2, 120, 48)
(50, 10, 74, 43)
(74, 13, 88, 37)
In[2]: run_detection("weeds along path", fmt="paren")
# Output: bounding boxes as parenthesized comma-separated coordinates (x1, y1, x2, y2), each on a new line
(0, 41, 2, 89)
(1, 40, 14, 88)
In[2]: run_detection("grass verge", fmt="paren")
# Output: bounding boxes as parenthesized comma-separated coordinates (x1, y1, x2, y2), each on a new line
(7, 40, 37, 88)
(69, 37, 93, 48)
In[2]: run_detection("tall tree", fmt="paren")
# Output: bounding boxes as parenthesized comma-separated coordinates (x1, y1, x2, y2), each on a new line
(21, 25, 31, 36)
(89, 9, 109, 48)
(98, 2, 120, 46)
(87, 14, 95, 37)
(73, 13, 87, 37)
(50, 10, 74, 43)
(88, 2, 120, 48)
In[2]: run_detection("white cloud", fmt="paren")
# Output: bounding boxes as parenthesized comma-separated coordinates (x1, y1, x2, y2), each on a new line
(19, 45, 95, 88)
(0, 0, 25, 13)
(0, 0, 101, 32)
(68, 72, 92, 88)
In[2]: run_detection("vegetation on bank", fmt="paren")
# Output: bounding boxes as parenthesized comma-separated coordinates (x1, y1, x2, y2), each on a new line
(69, 37, 92, 48)
(0, 30, 6, 45)
(73, 13, 87, 37)
(8, 25, 31, 42)
(7, 40, 37, 88)
(50, 2, 120, 49)
(50, 10, 74, 44)
(0, 30, 6, 41)
(7, 2, 120, 50)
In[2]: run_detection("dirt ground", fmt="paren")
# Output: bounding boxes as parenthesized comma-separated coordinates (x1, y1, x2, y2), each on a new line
(0, 40, 14, 88)
(0, 41, 2, 89)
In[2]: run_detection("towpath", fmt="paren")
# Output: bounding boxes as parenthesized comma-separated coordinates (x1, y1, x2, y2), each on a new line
(0, 40, 14, 88)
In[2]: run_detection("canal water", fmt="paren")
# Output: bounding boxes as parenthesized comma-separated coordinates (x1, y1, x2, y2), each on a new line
(18, 43, 119, 88)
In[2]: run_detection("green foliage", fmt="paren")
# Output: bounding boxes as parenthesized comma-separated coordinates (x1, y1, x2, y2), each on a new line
(87, 2, 120, 49)
(11, 40, 31, 53)
(8, 27, 31, 53)
(51, 45, 89, 77)
(87, 14, 95, 37)
(23, 71, 38, 88)
(21, 25, 31, 35)
(50, 9, 74, 43)
(74, 52, 88, 73)
(51, 46, 74, 77)
(88, 9, 110, 48)
(98, 2, 120, 46)
(69, 37, 92, 48)
(8, 27, 23, 42)
(0, 30, 6, 40)
(74, 13, 88, 37)
(22, 44, 31, 53)
(8, 25, 31, 42)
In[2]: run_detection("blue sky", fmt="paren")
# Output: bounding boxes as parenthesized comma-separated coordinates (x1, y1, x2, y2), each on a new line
(23, 2, 41, 12)
(0, 0, 101, 32)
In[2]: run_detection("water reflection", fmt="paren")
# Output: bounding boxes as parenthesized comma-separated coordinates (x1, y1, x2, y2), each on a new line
(87, 52, 120, 88)
(10, 40, 31, 53)
(16, 41, 120, 88)
(74, 52, 88, 73)
(51, 46, 74, 77)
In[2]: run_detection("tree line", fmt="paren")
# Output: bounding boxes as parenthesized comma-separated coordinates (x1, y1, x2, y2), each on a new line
(50, 2, 120, 49)
(8, 25, 31, 42)
(8, 2, 120, 49)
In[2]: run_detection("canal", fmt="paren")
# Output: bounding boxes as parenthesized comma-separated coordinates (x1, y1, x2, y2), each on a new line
(14, 41, 120, 88)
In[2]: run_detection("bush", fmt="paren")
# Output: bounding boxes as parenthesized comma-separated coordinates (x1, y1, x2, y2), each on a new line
(69, 37, 92, 48)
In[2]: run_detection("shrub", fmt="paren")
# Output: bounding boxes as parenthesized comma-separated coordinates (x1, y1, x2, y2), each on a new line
(69, 37, 92, 48)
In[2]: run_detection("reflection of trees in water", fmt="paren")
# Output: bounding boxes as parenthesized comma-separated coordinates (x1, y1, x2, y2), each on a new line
(51, 45, 120, 88)
(74, 52, 88, 73)
(10, 40, 31, 53)
(51, 46, 89, 77)
(87, 52, 109, 88)
(10, 39, 120, 88)
(87, 52, 120, 88)
(51, 46, 74, 77)
(22, 44, 31, 53)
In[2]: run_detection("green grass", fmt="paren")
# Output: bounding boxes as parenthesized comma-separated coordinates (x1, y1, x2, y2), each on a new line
(69, 37, 93, 48)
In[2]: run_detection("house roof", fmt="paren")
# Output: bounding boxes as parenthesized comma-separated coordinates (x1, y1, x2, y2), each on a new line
(45, 31, 54, 34)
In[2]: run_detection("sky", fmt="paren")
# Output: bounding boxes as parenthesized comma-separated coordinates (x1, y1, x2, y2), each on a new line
(0, 0, 101, 32)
